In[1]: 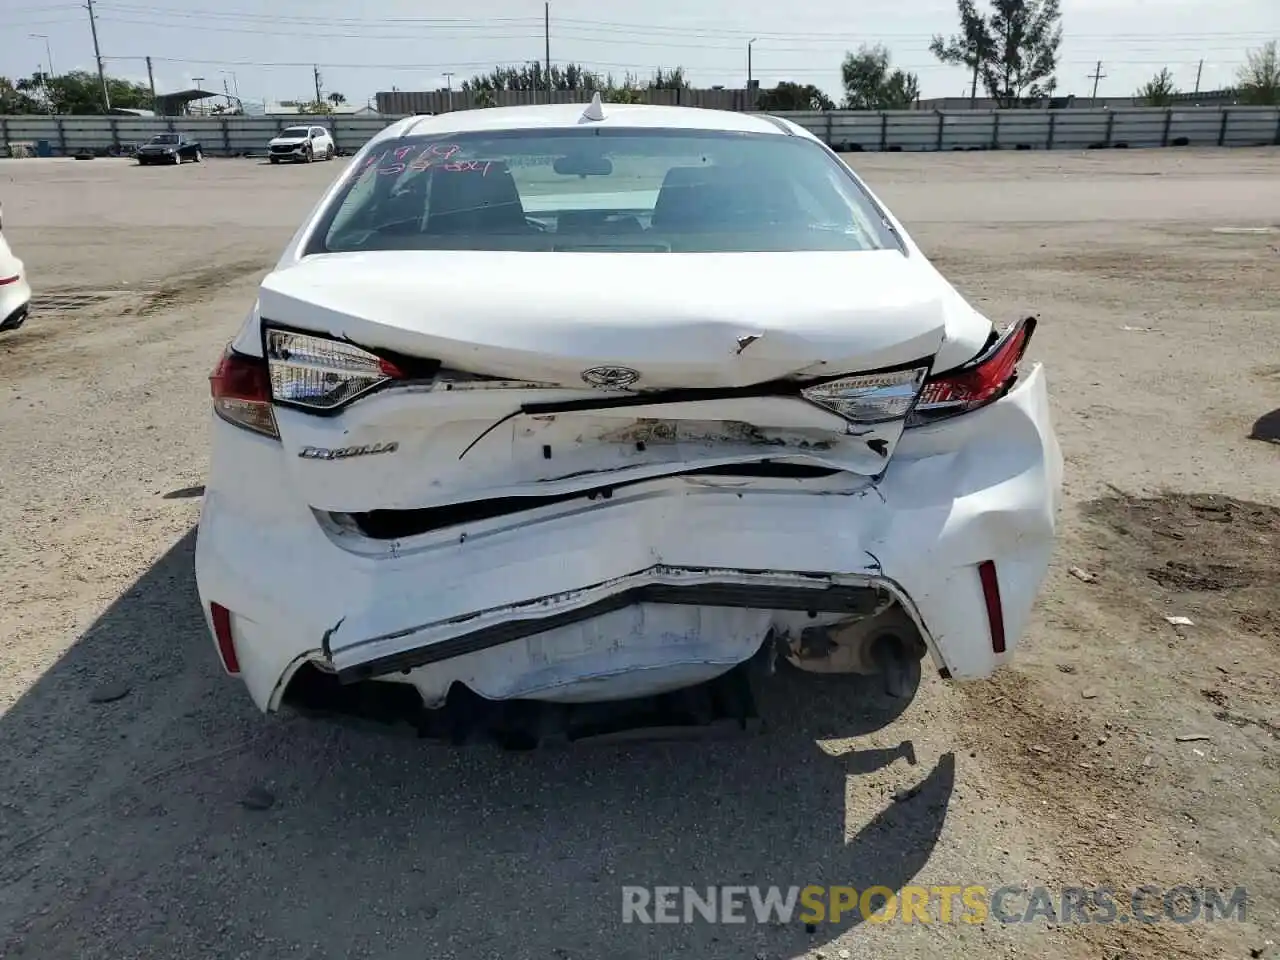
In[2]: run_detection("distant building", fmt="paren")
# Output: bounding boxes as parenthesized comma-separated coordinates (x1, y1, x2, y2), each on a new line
(264, 100, 382, 116)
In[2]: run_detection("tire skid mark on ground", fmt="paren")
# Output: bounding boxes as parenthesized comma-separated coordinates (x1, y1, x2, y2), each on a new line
(0, 261, 269, 381)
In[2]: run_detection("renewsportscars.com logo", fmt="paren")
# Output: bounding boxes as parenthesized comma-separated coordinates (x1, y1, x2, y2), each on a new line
(621, 885, 1249, 926)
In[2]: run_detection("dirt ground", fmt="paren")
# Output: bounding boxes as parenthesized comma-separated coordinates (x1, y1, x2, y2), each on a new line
(0, 148, 1277, 959)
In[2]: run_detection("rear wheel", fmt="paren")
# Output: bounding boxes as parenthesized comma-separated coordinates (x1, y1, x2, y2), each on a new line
(326, 144, 335, 160)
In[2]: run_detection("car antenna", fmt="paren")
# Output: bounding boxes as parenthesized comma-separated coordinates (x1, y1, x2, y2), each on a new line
(579, 91, 605, 123)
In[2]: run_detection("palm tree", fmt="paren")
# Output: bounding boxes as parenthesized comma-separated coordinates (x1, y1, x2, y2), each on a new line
(326, 91, 346, 107)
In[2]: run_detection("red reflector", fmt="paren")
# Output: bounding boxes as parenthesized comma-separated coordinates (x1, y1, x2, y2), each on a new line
(377, 357, 405, 378)
(978, 560, 1007, 654)
(210, 602, 241, 674)
(0, 274, 20, 286)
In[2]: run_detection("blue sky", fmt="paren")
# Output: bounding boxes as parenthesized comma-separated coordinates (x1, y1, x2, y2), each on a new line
(2, 0, 1276, 106)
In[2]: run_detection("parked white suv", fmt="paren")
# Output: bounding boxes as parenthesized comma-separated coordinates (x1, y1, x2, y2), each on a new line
(267, 125, 335, 164)
(0, 203, 31, 333)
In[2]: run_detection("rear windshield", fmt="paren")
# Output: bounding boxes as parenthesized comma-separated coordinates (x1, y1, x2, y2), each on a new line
(311, 128, 898, 254)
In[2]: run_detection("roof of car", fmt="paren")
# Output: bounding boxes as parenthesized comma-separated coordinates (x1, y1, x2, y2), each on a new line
(372, 102, 802, 144)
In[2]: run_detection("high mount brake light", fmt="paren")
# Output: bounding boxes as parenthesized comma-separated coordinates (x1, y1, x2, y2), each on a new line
(210, 346, 278, 438)
(265, 328, 406, 412)
(908, 317, 1036, 427)
(800, 367, 929, 425)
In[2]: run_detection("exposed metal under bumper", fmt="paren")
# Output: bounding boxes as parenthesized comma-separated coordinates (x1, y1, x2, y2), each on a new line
(333, 578, 885, 684)
(287, 656, 768, 747)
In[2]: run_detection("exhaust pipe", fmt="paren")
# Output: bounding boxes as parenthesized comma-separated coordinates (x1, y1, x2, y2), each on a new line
(785, 604, 926, 698)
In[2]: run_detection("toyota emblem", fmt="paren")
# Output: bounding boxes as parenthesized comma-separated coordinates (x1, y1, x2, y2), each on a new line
(581, 366, 641, 389)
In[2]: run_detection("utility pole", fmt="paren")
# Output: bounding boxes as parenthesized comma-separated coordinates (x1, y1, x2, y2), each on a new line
(1194, 58, 1203, 95)
(544, 2, 552, 105)
(1087, 60, 1106, 104)
(29, 34, 55, 113)
(84, 0, 111, 111)
(30, 34, 55, 77)
(313, 65, 323, 106)
(443, 71, 454, 112)
(747, 38, 756, 100)
(145, 56, 156, 109)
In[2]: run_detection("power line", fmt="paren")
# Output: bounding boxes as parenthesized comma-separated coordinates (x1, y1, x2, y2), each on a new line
(94, 3, 543, 27)
(94, 15, 545, 41)
(132, 54, 1243, 74)
(0, 14, 84, 27)
(87, 14, 1266, 57)
(84, 2, 1278, 42)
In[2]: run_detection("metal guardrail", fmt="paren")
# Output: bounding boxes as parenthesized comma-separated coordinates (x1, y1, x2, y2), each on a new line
(2, 107, 1278, 158)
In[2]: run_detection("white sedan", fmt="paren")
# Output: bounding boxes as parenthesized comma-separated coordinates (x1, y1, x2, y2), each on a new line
(0, 203, 31, 333)
(196, 100, 1062, 741)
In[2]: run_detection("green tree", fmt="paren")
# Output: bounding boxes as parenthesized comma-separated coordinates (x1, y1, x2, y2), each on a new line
(650, 67, 689, 90)
(756, 81, 835, 111)
(13, 70, 152, 114)
(602, 72, 646, 103)
(0, 76, 42, 113)
(930, 0, 1063, 107)
(1137, 68, 1178, 106)
(928, 0, 994, 105)
(840, 45, 920, 110)
(327, 91, 347, 107)
(1237, 40, 1279, 105)
(462, 62, 606, 94)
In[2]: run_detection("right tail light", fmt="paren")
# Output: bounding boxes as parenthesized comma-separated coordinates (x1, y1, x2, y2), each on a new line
(907, 316, 1036, 427)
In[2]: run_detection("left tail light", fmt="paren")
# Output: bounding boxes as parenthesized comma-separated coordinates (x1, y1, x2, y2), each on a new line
(210, 346, 279, 438)
(264, 328, 406, 412)
(908, 316, 1036, 427)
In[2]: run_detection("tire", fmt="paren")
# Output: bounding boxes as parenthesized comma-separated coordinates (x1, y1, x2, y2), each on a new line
(193, 149, 202, 163)
(269, 156, 279, 165)
(326, 144, 334, 160)
(303, 145, 313, 163)
(171, 152, 180, 165)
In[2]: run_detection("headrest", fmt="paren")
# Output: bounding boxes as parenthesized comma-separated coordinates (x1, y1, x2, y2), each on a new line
(651, 164, 803, 231)
(425, 161, 526, 233)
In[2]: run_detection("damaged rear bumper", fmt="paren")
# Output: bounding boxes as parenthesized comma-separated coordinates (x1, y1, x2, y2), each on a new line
(195, 364, 1062, 714)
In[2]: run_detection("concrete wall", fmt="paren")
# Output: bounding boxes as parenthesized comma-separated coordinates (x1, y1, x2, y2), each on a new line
(3, 107, 1278, 158)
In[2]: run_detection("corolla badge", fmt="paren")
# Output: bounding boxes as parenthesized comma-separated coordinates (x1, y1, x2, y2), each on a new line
(298, 441, 399, 460)
(581, 366, 641, 389)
